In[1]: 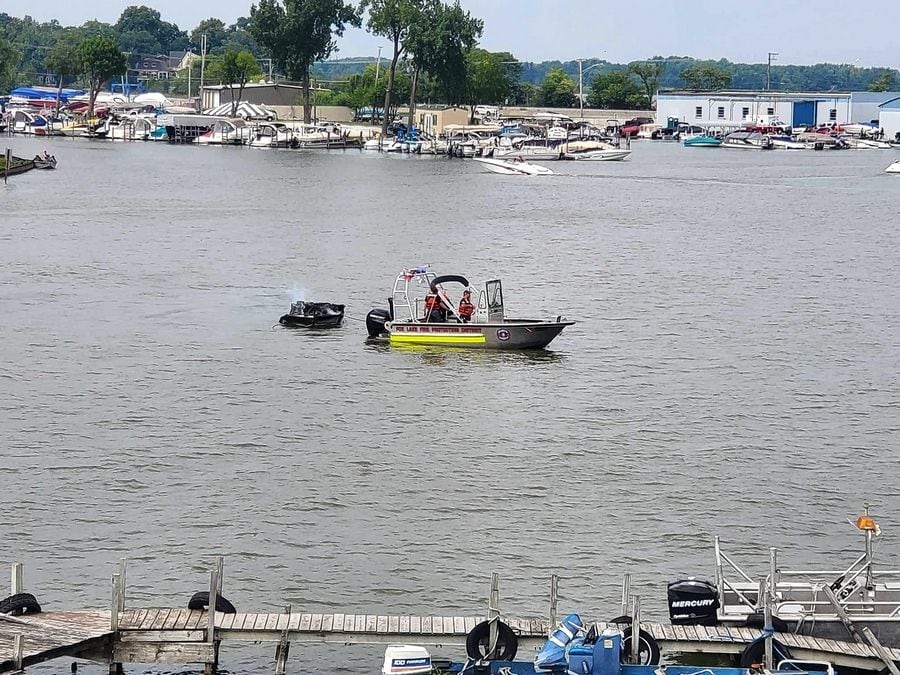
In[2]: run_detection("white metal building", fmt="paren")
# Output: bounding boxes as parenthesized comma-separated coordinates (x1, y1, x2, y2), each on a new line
(656, 90, 900, 129)
(878, 97, 900, 140)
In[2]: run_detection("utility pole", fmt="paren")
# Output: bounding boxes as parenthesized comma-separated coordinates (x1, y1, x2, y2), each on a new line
(577, 58, 584, 120)
(199, 34, 207, 108)
(767, 52, 778, 91)
(374, 46, 383, 85)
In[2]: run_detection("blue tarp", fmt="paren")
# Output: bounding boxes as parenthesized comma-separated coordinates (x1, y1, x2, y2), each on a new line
(10, 86, 86, 102)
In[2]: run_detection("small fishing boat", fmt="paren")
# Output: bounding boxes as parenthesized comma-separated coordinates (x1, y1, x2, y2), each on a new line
(248, 123, 294, 148)
(885, 160, 900, 174)
(279, 301, 345, 328)
(0, 154, 36, 177)
(32, 150, 57, 169)
(366, 267, 573, 349)
(683, 135, 722, 147)
(474, 157, 553, 175)
(769, 135, 807, 150)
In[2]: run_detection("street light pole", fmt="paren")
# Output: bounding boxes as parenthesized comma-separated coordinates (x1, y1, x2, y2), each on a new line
(767, 52, 778, 91)
(375, 46, 383, 85)
(578, 58, 584, 120)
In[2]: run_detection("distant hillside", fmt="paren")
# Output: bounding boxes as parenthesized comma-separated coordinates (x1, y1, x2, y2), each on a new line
(314, 56, 899, 92)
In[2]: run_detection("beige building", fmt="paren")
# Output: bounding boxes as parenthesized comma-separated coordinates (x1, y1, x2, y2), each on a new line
(415, 106, 470, 135)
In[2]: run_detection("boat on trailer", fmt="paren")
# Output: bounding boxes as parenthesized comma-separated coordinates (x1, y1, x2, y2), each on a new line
(366, 267, 573, 349)
(674, 507, 900, 647)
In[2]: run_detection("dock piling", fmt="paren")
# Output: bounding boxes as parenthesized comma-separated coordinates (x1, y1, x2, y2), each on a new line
(109, 572, 124, 675)
(204, 563, 221, 675)
(630, 595, 641, 664)
(274, 605, 291, 675)
(488, 572, 500, 659)
(548, 575, 558, 630)
(861, 627, 900, 675)
(620, 573, 631, 617)
(10, 564, 23, 595)
(12, 635, 23, 672)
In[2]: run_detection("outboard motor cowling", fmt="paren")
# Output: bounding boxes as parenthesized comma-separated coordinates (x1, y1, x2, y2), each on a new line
(667, 578, 720, 625)
(366, 308, 392, 338)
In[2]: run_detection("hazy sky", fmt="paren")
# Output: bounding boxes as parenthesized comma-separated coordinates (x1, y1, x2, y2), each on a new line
(5, 0, 899, 67)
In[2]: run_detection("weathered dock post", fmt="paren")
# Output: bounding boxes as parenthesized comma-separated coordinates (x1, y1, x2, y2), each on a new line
(630, 595, 641, 664)
(109, 570, 125, 675)
(487, 572, 501, 658)
(274, 604, 291, 675)
(548, 575, 559, 630)
(13, 634, 24, 673)
(763, 547, 776, 670)
(620, 573, 631, 617)
(204, 559, 223, 675)
(11, 563, 24, 595)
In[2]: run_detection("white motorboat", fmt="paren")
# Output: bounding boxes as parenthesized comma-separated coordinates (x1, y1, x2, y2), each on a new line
(11, 110, 62, 136)
(886, 160, 900, 174)
(196, 118, 249, 145)
(474, 157, 554, 175)
(769, 135, 806, 150)
(564, 141, 631, 161)
(95, 115, 155, 141)
(248, 122, 294, 148)
(847, 137, 892, 150)
(722, 131, 774, 150)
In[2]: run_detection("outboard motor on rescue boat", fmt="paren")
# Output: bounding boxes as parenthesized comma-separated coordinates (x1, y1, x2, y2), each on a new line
(667, 578, 720, 625)
(366, 308, 392, 338)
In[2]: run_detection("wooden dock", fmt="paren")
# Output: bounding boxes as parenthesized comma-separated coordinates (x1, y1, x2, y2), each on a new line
(4, 559, 900, 674)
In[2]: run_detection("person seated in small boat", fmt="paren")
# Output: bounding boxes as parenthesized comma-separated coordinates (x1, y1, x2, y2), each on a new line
(458, 289, 475, 323)
(423, 292, 447, 322)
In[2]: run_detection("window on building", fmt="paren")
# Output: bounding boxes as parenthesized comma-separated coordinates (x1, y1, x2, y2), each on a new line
(767, 107, 775, 115)
(717, 106, 725, 119)
(742, 106, 750, 119)
(695, 106, 703, 119)
(829, 108, 837, 121)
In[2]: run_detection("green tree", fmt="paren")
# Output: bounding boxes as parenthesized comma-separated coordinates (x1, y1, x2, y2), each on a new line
(539, 67, 576, 107)
(344, 63, 410, 118)
(587, 70, 646, 109)
(43, 31, 81, 113)
(405, 0, 482, 120)
(75, 35, 127, 117)
(0, 36, 19, 93)
(628, 60, 665, 108)
(114, 5, 188, 54)
(362, 0, 426, 135)
(680, 62, 731, 90)
(249, 0, 360, 123)
(868, 70, 896, 92)
(207, 49, 263, 115)
(190, 18, 228, 53)
(464, 48, 512, 122)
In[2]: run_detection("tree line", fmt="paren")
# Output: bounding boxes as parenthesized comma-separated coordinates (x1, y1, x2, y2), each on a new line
(2, 4, 898, 121)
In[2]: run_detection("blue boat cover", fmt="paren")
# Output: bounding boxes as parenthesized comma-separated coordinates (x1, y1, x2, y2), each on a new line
(10, 86, 86, 102)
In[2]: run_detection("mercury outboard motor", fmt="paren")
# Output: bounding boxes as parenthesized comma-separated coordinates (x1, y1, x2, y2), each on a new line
(667, 578, 719, 625)
(366, 308, 392, 338)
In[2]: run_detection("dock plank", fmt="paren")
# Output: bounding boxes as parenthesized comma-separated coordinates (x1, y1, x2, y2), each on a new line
(389, 616, 400, 634)
(369, 615, 380, 633)
(444, 617, 456, 634)
(321, 614, 333, 632)
(410, 616, 421, 633)
(264, 614, 279, 631)
(422, 616, 433, 634)
(399, 616, 410, 634)
(299, 614, 312, 632)
(433, 617, 443, 634)
(310, 614, 323, 632)
(275, 614, 288, 631)
(355, 614, 366, 633)
(376, 616, 387, 633)
(333, 613, 345, 632)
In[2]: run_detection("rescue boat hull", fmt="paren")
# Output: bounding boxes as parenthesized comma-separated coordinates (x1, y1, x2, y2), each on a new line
(386, 319, 573, 349)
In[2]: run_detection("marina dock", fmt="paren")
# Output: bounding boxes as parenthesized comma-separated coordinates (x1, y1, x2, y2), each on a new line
(3, 560, 900, 674)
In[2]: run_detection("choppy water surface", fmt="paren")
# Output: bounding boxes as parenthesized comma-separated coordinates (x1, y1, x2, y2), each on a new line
(2, 137, 899, 673)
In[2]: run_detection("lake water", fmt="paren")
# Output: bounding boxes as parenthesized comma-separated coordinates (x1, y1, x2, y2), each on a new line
(2, 136, 899, 673)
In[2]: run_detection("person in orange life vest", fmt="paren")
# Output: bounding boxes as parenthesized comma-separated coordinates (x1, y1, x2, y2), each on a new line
(458, 289, 475, 323)
(423, 292, 446, 322)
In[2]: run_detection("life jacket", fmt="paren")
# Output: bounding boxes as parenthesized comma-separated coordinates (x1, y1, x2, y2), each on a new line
(424, 294, 441, 311)
(458, 295, 475, 317)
